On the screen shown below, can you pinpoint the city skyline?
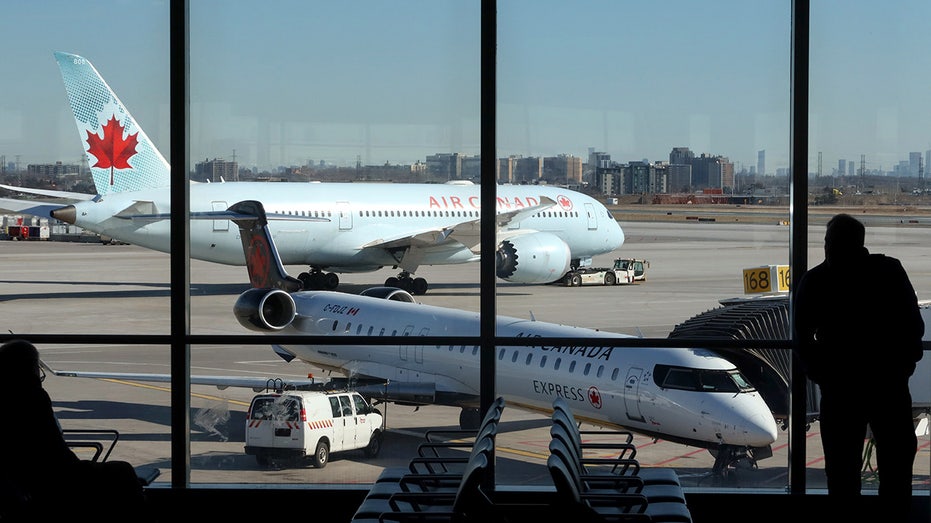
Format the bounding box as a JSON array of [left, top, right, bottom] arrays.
[[2, 2, 930, 177]]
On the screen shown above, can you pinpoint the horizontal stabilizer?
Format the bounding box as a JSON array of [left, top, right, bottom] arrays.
[[0, 199, 70, 217], [0, 183, 97, 201]]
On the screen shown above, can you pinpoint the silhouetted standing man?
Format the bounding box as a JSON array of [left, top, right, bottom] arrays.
[[794, 213, 924, 514]]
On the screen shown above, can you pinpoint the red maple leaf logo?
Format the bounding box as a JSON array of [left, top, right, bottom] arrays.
[[588, 386, 603, 409], [247, 234, 272, 288], [557, 195, 573, 211], [86, 115, 139, 186]]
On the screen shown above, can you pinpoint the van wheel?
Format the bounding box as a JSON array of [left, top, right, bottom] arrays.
[[363, 431, 382, 458], [312, 440, 330, 468]]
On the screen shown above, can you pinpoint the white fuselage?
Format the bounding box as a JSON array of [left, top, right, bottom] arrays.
[[268, 291, 778, 449], [67, 182, 624, 271]]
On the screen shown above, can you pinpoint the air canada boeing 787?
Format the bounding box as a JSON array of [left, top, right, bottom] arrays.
[[0, 52, 624, 294]]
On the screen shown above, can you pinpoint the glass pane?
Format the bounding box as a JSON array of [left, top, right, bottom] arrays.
[[809, 0, 931, 495], [0, 3, 171, 335], [498, 0, 792, 490], [43, 343, 172, 479], [189, 1, 481, 484], [0, 0, 171, 485]]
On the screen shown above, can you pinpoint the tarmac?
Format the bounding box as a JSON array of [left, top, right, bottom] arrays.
[[2, 216, 930, 491]]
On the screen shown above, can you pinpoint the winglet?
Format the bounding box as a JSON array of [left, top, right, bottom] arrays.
[[228, 200, 303, 292]]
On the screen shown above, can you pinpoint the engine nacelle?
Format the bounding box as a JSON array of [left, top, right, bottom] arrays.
[[359, 286, 416, 302], [233, 288, 297, 331], [496, 232, 572, 284]]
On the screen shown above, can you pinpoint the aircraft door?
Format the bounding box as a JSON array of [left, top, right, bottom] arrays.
[[212, 201, 229, 232], [584, 202, 597, 230], [337, 201, 352, 230], [624, 367, 645, 422], [398, 325, 421, 364]]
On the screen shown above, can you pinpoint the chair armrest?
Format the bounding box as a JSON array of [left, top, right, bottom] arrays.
[[62, 429, 120, 462], [66, 441, 105, 462]]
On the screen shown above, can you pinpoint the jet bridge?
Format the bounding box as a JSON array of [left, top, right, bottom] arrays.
[[674, 296, 931, 430], [668, 295, 819, 426]]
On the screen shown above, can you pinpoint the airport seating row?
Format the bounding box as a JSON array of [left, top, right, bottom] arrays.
[[350, 396, 506, 522], [548, 397, 692, 522], [349, 396, 691, 522]]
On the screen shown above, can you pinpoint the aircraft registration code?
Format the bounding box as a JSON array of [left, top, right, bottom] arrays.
[[742, 265, 790, 294]]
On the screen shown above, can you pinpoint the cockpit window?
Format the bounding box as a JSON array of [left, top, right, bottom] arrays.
[[653, 365, 755, 393]]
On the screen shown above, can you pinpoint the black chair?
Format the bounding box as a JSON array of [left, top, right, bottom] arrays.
[[549, 429, 686, 504], [1, 427, 160, 522], [62, 429, 119, 463], [548, 437, 693, 523], [364, 432, 496, 499], [352, 398, 505, 521], [63, 428, 160, 485], [374, 397, 504, 483], [551, 397, 681, 487], [353, 442, 502, 523], [546, 446, 651, 522], [379, 449, 501, 523]]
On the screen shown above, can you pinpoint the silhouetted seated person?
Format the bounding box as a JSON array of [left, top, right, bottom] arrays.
[[0, 340, 155, 522]]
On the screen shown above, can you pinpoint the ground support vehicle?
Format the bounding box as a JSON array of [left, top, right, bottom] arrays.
[[561, 258, 648, 286], [245, 390, 384, 468], [6, 224, 49, 240]]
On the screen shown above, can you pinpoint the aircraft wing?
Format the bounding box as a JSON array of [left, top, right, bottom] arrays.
[[39, 360, 320, 393], [0, 183, 97, 201], [359, 195, 558, 253]]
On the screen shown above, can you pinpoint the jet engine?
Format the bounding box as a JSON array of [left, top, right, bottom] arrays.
[[359, 286, 417, 302], [495, 232, 572, 284], [233, 288, 297, 331]]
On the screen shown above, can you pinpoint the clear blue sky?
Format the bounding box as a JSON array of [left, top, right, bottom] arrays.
[[2, 1, 930, 176]]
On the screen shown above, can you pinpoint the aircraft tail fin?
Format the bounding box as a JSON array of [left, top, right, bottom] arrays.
[[228, 200, 303, 293], [54, 51, 170, 196]]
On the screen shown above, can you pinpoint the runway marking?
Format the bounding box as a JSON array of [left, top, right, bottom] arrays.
[[96, 378, 251, 405]]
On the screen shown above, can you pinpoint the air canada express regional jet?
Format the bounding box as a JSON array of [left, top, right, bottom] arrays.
[[225, 199, 778, 473], [0, 51, 624, 295]]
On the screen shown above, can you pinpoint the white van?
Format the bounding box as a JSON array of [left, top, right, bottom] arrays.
[[244, 390, 383, 468]]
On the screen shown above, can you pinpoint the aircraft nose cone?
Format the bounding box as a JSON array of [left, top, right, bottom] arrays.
[[613, 221, 625, 248], [745, 411, 778, 447], [50, 205, 76, 224]]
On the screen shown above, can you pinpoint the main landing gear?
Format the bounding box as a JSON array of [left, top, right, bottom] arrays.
[[385, 271, 428, 296], [458, 407, 481, 430], [298, 269, 340, 290]]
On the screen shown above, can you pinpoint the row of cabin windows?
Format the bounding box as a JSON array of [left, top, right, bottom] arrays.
[[274, 210, 333, 218], [357, 210, 580, 219], [272, 209, 580, 219], [327, 317, 744, 393], [327, 318, 621, 381]]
